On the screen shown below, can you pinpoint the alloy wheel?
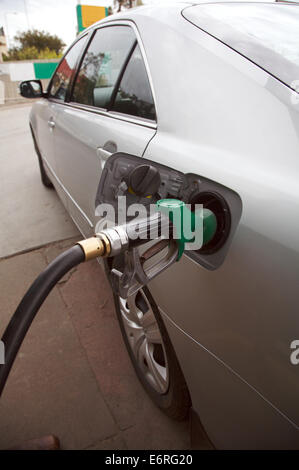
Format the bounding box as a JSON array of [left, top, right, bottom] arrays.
[[118, 290, 169, 394]]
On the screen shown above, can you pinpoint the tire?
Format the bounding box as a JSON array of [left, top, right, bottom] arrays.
[[113, 285, 191, 420], [30, 127, 53, 188]]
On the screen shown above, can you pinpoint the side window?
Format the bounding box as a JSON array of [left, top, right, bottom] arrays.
[[71, 26, 135, 109], [49, 35, 87, 101], [111, 44, 156, 121]]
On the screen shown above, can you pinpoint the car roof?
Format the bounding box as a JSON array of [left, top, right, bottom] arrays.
[[82, 0, 275, 33], [183, 2, 299, 92]]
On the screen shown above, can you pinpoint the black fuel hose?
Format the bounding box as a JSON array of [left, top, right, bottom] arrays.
[[0, 245, 85, 397]]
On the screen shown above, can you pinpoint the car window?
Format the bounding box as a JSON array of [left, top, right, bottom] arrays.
[[49, 35, 87, 101], [111, 44, 156, 121], [72, 26, 136, 109]]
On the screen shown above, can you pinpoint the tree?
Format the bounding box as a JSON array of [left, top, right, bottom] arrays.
[[113, 0, 143, 13], [3, 46, 62, 61], [3, 29, 65, 61], [14, 30, 65, 54]]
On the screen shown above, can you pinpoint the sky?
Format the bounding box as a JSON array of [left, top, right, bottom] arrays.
[[0, 0, 178, 50]]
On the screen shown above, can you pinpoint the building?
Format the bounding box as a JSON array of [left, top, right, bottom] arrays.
[[0, 27, 8, 63]]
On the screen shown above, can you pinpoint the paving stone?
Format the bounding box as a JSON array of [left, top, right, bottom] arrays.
[[86, 433, 127, 450], [0, 249, 116, 449]]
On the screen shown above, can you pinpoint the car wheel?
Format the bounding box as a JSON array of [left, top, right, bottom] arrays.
[[113, 285, 191, 420], [30, 127, 53, 188]]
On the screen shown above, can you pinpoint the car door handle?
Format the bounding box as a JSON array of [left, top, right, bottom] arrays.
[[97, 148, 113, 170], [48, 119, 55, 129]]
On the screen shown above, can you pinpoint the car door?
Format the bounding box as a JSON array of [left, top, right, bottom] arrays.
[[35, 34, 88, 206], [52, 23, 157, 236]]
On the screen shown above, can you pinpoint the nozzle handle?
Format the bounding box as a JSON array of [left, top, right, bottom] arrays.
[[156, 199, 217, 259]]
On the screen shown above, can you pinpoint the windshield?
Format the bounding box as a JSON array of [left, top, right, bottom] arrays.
[[183, 3, 299, 92]]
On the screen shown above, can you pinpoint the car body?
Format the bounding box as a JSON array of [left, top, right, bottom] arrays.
[[26, 1, 299, 449]]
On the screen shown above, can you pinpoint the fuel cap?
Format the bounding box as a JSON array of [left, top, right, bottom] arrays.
[[129, 164, 161, 197]]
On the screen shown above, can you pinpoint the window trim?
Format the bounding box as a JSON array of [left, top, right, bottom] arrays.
[[55, 100, 157, 129], [63, 20, 158, 127]]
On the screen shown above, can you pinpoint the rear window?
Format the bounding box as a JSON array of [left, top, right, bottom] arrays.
[[183, 3, 299, 92]]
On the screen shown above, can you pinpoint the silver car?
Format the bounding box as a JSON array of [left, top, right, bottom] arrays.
[[20, 1, 299, 449]]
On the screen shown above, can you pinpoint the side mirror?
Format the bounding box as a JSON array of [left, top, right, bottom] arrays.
[[20, 80, 44, 99]]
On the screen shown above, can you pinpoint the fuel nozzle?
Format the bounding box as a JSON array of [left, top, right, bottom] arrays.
[[78, 199, 217, 262], [76, 199, 217, 298]]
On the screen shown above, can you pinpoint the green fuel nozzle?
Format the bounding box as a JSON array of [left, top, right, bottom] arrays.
[[76, 198, 217, 297], [156, 199, 217, 260]]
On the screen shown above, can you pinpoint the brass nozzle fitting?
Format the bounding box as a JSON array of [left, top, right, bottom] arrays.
[[77, 224, 129, 261], [77, 236, 110, 261]]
